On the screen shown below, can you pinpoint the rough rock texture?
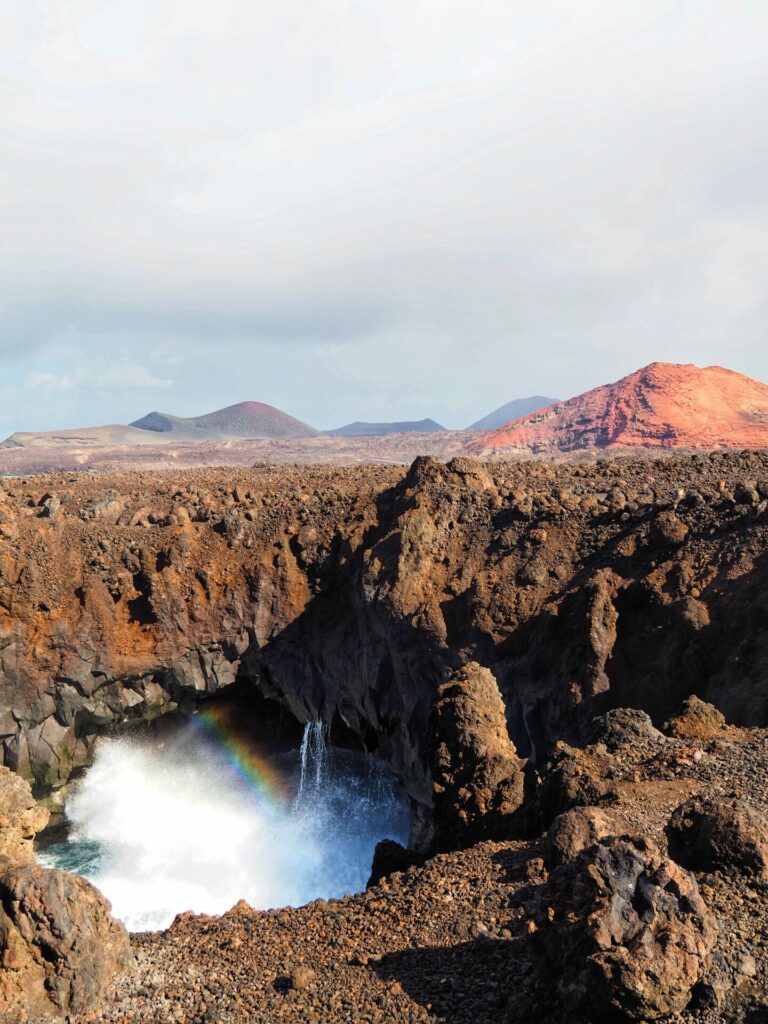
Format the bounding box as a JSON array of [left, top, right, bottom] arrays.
[[429, 663, 524, 850], [0, 767, 49, 865], [0, 768, 131, 1022], [586, 707, 665, 751], [539, 837, 716, 1020], [666, 696, 728, 740], [667, 794, 768, 879], [544, 805, 628, 866], [2, 450, 768, 847], [468, 362, 768, 454], [0, 865, 132, 1022]]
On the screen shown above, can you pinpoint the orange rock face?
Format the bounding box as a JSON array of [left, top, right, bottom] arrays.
[[469, 363, 768, 454]]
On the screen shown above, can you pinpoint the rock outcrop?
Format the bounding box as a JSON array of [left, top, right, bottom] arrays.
[[0, 768, 49, 865], [544, 805, 628, 867], [539, 837, 716, 1020], [0, 451, 767, 847], [0, 767, 131, 1022], [428, 663, 524, 850], [667, 794, 768, 879]]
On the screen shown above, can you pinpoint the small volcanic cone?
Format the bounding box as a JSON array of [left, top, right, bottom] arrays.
[[468, 362, 768, 454]]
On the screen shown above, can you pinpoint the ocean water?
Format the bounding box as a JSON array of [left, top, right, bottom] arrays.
[[39, 720, 409, 931]]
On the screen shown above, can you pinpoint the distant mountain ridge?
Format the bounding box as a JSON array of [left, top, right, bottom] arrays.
[[468, 362, 768, 454], [131, 401, 318, 440], [466, 396, 557, 431], [327, 419, 446, 437]]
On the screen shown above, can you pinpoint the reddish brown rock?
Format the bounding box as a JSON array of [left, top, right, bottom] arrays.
[[429, 663, 524, 851], [539, 837, 716, 1020], [0, 767, 49, 865], [667, 794, 768, 879], [665, 695, 727, 740], [0, 864, 132, 1021], [544, 805, 628, 867]]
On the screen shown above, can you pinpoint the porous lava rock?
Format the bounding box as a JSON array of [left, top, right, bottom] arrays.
[[544, 805, 628, 867], [586, 707, 665, 752], [0, 767, 49, 865], [0, 767, 131, 1022], [429, 663, 524, 850], [665, 695, 727, 740], [367, 839, 425, 887], [0, 865, 132, 1021], [667, 794, 768, 879], [539, 837, 716, 1020], [530, 741, 617, 833]]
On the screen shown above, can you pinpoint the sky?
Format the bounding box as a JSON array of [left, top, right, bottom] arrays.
[[2, 1, 768, 436]]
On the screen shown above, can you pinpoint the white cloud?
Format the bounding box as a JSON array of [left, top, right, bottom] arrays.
[[0, 1, 767, 434], [28, 362, 172, 393]]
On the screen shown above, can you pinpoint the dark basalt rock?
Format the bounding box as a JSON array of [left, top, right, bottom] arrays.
[[538, 837, 716, 1021], [586, 707, 664, 752], [667, 794, 768, 879], [429, 663, 525, 851], [544, 805, 628, 867], [528, 741, 618, 834], [367, 839, 425, 887]]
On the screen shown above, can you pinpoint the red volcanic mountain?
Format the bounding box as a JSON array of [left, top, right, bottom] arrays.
[[468, 363, 768, 454], [131, 401, 318, 440]]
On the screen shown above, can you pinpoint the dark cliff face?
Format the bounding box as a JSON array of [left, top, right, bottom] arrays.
[[1, 453, 767, 845]]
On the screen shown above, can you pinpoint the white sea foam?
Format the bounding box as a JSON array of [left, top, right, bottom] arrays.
[[39, 723, 408, 931]]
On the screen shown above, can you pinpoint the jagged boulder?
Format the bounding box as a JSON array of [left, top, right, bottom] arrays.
[[538, 837, 716, 1020], [367, 839, 424, 887], [429, 662, 524, 851], [544, 805, 628, 867], [529, 741, 618, 833], [0, 767, 49, 865], [0, 864, 132, 1021], [667, 794, 768, 879], [586, 707, 664, 752], [665, 695, 726, 740], [0, 767, 131, 1021]]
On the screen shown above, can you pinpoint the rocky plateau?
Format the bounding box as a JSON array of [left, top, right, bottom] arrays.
[[1, 450, 768, 1021]]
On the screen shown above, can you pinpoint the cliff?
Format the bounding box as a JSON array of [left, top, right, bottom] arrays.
[[1, 453, 768, 849]]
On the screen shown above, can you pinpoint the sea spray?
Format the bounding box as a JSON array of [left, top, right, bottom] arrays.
[[295, 720, 330, 807], [39, 721, 408, 931]]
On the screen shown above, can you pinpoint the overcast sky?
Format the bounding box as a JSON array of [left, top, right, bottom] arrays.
[[2, 1, 767, 435]]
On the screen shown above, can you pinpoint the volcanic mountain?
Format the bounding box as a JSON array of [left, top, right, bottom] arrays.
[[131, 401, 318, 440], [327, 418, 446, 437], [466, 395, 558, 431], [468, 362, 768, 454]]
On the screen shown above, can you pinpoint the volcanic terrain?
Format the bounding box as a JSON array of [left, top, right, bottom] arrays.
[[1, 452, 768, 1021]]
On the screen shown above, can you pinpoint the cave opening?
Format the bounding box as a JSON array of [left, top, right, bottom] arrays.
[[38, 686, 410, 931]]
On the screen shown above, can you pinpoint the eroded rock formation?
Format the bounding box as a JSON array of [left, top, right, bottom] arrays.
[[0, 451, 767, 847], [429, 662, 524, 850], [538, 837, 716, 1020], [0, 767, 131, 1022]]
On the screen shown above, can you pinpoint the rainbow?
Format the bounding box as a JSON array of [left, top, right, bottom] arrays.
[[192, 705, 292, 806]]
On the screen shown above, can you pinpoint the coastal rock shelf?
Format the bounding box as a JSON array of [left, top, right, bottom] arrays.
[[1, 452, 768, 847]]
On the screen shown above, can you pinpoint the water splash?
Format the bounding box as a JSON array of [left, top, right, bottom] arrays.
[[295, 720, 329, 806], [39, 721, 408, 932]]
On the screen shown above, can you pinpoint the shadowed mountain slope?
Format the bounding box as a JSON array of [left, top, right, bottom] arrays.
[[466, 395, 557, 431]]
